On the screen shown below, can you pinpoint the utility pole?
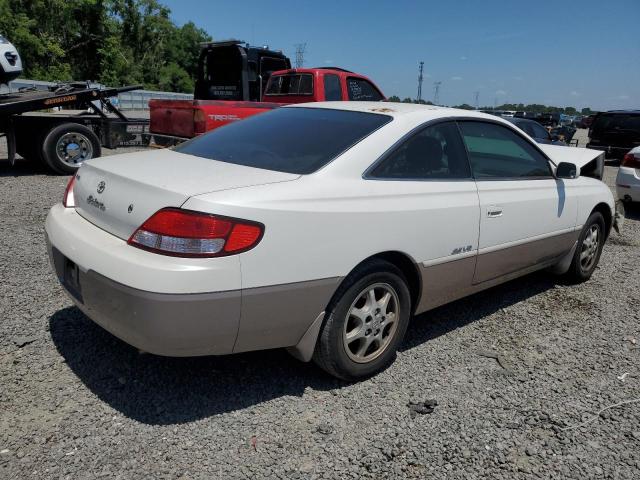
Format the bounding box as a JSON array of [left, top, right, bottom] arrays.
[[417, 62, 424, 103], [474, 91, 479, 110], [433, 81, 442, 105], [294, 43, 306, 68]]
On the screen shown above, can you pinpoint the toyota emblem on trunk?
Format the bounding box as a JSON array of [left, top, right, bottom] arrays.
[[97, 181, 105, 194]]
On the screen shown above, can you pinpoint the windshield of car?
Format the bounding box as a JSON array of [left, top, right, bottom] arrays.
[[175, 107, 392, 174], [591, 113, 640, 133]]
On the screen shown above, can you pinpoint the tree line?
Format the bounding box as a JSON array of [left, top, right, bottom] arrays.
[[386, 96, 592, 115], [0, 0, 211, 92]]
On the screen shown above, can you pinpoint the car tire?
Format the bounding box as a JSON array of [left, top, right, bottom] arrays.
[[313, 259, 411, 380], [564, 211, 606, 283], [41, 123, 101, 174]]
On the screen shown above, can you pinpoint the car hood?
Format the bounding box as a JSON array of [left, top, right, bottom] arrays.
[[73, 148, 299, 240], [538, 144, 605, 179]]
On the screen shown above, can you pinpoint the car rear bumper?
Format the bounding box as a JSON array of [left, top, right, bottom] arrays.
[[616, 166, 640, 202], [48, 243, 241, 355], [45, 204, 340, 357], [45, 203, 242, 356]]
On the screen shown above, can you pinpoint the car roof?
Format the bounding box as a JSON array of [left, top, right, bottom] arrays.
[[599, 110, 640, 115], [286, 101, 502, 122], [505, 117, 524, 123]]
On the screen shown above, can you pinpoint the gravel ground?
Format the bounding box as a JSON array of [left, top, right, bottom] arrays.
[[1, 139, 639, 479]]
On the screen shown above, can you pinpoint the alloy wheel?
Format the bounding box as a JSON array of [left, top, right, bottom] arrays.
[[342, 283, 400, 363]]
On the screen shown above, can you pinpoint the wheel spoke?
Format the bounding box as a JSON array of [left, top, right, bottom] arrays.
[[346, 323, 366, 341], [385, 311, 396, 325], [379, 292, 392, 313], [355, 336, 374, 357], [350, 307, 368, 323], [367, 289, 377, 308]]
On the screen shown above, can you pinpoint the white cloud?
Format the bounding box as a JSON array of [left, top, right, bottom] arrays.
[[451, 76, 463, 81], [570, 91, 580, 96], [617, 94, 630, 100], [495, 89, 507, 96], [460, 56, 468, 61], [323, 59, 333, 64], [512, 76, 523, 81]]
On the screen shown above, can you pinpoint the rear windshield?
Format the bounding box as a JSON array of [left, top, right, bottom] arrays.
[[591, 113, 640, 133], [175, 107, 392, 174]]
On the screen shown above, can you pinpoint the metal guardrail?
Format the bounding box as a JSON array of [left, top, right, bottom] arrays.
[[117, 90, 192, 110], [2, 79, 192, 110]]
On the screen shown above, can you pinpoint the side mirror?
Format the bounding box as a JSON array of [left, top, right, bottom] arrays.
[[556, 162, 578, 179]]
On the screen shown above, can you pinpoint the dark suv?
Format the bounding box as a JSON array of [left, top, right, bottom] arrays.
[[587, 110, 640, 158], [537, 112, 561, 127]]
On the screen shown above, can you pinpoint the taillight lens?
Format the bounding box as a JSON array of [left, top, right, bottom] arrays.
[[622, 153, 640, 169], [63, 175, 76, 208], [128, 208, 264, 257], [193, 109, 207, 135]]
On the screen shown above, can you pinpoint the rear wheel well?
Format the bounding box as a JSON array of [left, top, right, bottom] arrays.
[[337, 252, 422, 315], [592, 203, 612, 238]]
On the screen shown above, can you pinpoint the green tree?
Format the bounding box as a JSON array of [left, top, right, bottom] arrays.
[[0, 0, 211, 92], [387, 95, 401, 102]]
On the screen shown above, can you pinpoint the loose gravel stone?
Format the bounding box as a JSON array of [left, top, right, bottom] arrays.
[[1, 138, 639, 479]]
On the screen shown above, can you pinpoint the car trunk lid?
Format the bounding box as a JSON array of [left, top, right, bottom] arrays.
[[73, 148, 298, 240]]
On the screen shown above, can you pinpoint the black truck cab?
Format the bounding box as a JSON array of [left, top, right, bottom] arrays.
[[194, 40, 291, 102]]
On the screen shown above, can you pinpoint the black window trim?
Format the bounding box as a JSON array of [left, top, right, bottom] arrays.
[[363, 116, 558, 182], [264, 73, 314, 96]]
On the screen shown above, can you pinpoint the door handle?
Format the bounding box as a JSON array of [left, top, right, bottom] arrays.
[[487, 206, 503, 218]]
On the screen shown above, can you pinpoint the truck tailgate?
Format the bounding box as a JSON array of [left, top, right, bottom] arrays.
[[149, 99, 283, 139], [149, 99, 197, 138]]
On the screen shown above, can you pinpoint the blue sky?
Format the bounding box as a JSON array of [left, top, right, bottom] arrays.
[[162, 0, 639, 111]]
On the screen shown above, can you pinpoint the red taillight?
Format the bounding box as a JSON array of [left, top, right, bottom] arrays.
[[128, 208, 264, 257], [622, 153, 640, 169], [63, 175, 76, 208], [193, 109, 207, 135]]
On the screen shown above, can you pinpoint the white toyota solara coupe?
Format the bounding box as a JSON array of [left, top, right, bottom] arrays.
[[46, 102, 614, 380]]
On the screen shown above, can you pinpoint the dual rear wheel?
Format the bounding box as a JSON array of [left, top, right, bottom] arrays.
[[16, 123, 101, 174]]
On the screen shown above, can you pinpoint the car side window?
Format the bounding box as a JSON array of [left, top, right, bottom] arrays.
[[531, 122, 551, 140], [347, 77, 383, 101], [369, 122, 471, 179], [457, 121, 552, 179], [324, 74, 342, 101]]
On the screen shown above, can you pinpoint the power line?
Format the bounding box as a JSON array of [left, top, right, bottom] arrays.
[[417, 61, 424, 102], [433, 81, 442, 105], [294, 43, 306, 68], [474, 91, 479, 110]]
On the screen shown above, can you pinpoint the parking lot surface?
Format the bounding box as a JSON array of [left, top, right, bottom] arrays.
[[1, 140, 639, 479]]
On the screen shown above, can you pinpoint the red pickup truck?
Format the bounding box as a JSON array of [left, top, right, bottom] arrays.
[[149, 42, 385, 141], [150, 67, 385, 141]]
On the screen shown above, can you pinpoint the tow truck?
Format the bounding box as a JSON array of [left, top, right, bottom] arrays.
[[0, 82, 150, 174], [149, 40, 385, 143]]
